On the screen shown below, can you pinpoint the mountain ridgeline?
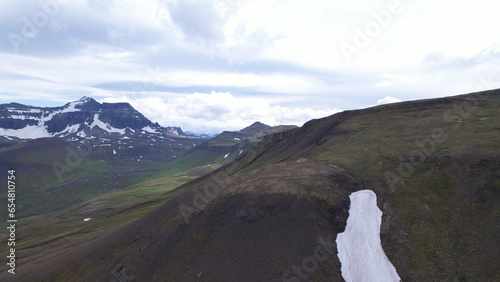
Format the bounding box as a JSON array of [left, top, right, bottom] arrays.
[[0, 97, 187, 142], [1, 89, 499, 281]]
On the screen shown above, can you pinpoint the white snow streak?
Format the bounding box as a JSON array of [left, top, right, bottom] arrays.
[[61, 101, 84, 113], [90, 114, 126, 134], [336, 190, 400, 282], [0, 125, 52, 139], [6, 108, 42, 114], [9, 114, 38, 120], [169, 128, 179, 135], [59, 124, 80, 135], [142, 126, 156, 133]]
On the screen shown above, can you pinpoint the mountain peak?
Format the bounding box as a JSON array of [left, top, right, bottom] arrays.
[[239, 121, 271, 135], [249, 121, 267, 127], [78, 96, 92, 102], [72, 96, 99, 105]]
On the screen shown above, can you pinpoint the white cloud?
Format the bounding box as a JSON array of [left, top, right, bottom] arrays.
[[101, 91, 341, 133], [377, 96, 401, 105], [380, 73, 416, 84], [375, 82, 394, 88]]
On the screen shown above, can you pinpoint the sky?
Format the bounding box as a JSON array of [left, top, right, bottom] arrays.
[[0, 0, 499, 133]]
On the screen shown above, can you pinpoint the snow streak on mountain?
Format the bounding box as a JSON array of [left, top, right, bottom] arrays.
[[0, 97, 187, 141]]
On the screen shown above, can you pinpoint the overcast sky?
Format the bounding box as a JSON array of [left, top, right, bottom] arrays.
[[1, 0, 499, 133]]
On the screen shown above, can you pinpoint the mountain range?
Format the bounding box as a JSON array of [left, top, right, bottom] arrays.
[[0, 89, 499, 281], [0, 96, 188, 143]]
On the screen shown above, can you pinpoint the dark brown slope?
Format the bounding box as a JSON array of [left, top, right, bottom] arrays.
[[13, 162, 358, 281]]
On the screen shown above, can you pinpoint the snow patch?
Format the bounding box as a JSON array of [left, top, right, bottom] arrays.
[[89, 114, 126, 134], [234, 137, 241, 141], [142, 126, 156, 133], [9, 114, 38, 120], [83, 218, 91, 222], [7, 108, 42, 114], [113, 149, 116, 155], [224, 153, 230, 159], [59, 124, 80, 135], [336, 190, 400, 282], [61, 100, 84, 113], [0, 125, 52, 139]]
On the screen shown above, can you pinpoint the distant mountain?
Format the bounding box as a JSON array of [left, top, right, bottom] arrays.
[[208, 121, 297, 147], [0, 96, 190, 142], [175, 121, 298, 170], [185, 131, 218, 139]]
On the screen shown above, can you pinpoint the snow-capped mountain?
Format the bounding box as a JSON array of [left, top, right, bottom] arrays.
[[0, 97, 188, 141]]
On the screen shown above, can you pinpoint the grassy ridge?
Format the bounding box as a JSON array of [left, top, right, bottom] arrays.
[[211, 89, 500, 280]]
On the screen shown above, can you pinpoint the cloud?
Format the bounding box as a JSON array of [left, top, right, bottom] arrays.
[[377, 96, 401, 105], [380, 73, 416, 84], [101, 91, 341, 133], [375, 82, 394, 88], [166, 0, 224, 45], [0, 0, 170, 56]]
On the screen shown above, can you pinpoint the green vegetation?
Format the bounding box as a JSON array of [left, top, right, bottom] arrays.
[[0, 163, 209, 257]]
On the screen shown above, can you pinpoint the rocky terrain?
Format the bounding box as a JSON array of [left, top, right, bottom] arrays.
[[0, 96, 187, 141]]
